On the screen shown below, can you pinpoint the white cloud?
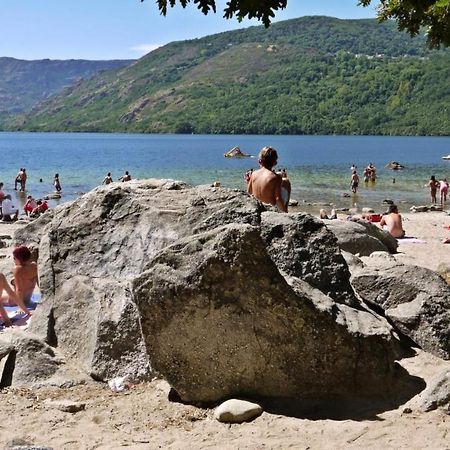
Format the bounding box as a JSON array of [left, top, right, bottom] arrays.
[[130, 44, 162, 56]]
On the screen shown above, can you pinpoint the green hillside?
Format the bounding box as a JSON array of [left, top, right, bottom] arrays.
[[5, 16, 450, 135], [0, 58, 133, 116]]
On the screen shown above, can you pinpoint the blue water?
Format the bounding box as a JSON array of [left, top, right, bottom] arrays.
[[1, 132, 449, 213]]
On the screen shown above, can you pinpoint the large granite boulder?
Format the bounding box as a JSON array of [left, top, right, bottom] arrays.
[[14, 180, 414, 402], [0, 331, 87, 388], [324, 219, 398, 256], [134, 223, 407, 403], [260, 212, 356, 306], [351, 254, 450, 359]]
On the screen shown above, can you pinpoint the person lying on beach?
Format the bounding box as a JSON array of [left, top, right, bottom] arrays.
[[247, 146, 289, 212], [0, 246, 36, 316], [379, 204, 405, 238]]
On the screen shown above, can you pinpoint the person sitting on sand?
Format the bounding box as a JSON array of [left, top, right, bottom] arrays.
[[1, 195, 19, 221], [119, 171, 131, 182], [30, 199, 49, 218], [247, 146, 289, 212], [24, 195, 37, 216], [319, 208, 337, 220], [1, 246, 36, 315], [379, 204, 405, 238]]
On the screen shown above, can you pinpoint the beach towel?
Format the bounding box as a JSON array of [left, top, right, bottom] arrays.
[[0, 292, 41, 330], [396, 238, 426, 245]]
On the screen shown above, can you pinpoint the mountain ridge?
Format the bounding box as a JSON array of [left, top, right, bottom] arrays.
[[4, 16, 449, 135]]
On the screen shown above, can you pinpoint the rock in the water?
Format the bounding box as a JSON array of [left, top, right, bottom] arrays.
[[324, 219, 397, 256], [215, 399, 263, 423], [351, 256, 450, 359], [16, 180, 413, 403]]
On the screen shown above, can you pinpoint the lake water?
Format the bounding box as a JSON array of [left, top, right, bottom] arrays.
[[1, 132, 449, 213]]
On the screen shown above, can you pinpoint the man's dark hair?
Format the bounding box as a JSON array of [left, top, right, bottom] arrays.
[[388, 204, 398, 214]]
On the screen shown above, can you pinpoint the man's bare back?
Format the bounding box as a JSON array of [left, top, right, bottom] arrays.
[[379, 205, 405, 238], [247, 146, 288, 212], [248, 167, 284, 207]]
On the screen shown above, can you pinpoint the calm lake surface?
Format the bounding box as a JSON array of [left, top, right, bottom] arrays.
[[1, 132, 449, 213]]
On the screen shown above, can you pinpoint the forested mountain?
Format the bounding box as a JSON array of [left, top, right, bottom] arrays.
[[5, 17, 450, 135], [0, 58, 133, 116]]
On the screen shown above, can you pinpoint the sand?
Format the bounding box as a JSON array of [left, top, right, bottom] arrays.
[[0, 211, 449, 450]]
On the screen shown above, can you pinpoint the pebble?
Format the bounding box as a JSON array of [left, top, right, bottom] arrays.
[[214, 399, 263, 423], [43, 399, 86, 413]]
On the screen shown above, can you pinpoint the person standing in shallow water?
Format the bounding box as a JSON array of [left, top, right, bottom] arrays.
[[247, 146, 289, 212], [350, 170, 359, 194], [428, 175, 439, 204], [54, 173, 62, 193]]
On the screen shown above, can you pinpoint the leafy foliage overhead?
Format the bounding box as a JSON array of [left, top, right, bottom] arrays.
[[147, 0, 288, 26], [359, 0, 450, 48], [147, 0, 450, 47]]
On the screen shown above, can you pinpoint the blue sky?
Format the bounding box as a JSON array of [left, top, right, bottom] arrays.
[[0, 1, 378, 60]]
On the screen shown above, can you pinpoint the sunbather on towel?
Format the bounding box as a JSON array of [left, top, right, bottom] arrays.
[[1, 246, 36, 316]]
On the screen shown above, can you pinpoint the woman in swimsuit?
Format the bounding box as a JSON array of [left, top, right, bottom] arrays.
[[428, 175, 439, 204]]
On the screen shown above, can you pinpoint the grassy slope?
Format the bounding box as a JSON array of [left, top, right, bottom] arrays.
[[6, 17, 450, 135]]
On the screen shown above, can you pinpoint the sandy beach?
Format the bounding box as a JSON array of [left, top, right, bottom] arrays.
[[0, 209, 449, 449]]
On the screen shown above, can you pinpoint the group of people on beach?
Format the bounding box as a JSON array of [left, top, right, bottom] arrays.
[[428, 175, 448, 207], [0, 245, 37, 327], [0, 173, 52, 221]]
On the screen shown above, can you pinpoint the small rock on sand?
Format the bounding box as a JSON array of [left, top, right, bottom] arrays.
[[215, 399, 263, 423]]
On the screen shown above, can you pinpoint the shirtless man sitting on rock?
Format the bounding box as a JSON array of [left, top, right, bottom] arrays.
[[1, 246, 36, 320], [247, 146, 290, 212], [379, 204, 406, 238]]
